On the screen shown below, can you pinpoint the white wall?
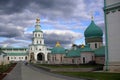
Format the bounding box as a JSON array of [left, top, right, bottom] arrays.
[[8, 56, 27, 61], [107, 10, 120, 62], [81, 52, 94, 64], [106, 0, 120, 6]]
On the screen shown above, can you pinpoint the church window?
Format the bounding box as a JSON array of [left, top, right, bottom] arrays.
[[38, 34, 40, 37], [37, 40, 38, 44], [39, 49, 41, 51], [14, 57, 16, 59], [25, 56, 27, 60], [55, 56, 56, 61], [36, 48, 37, 50], [8, 57, 9, 60], [40, 41, 41, 44], [95, 43, 97, 48], [83, 57, 85, 64], [35, 34, 37, 37], [72, 59, 74, 64], [11, 57, 13, 59], [52, 56, 54, 61], [61, 56, 62, 62]]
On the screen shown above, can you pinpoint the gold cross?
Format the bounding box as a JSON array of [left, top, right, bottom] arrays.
[[36, 18, 40, 23]]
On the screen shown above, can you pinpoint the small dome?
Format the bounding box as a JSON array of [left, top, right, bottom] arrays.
[[84, 20, 103, 38], [51, 42, 66, 54], [81, 45, 93, 52]]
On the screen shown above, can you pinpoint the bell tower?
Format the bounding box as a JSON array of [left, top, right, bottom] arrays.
[[29, 18, 50, 62], [32, 18, 44, 45]]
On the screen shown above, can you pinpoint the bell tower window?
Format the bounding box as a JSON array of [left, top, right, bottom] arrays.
[[35, 34, 37, 37], [38, 34, 40, 37]]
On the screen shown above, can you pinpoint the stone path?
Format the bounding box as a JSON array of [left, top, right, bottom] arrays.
[[3, 62, 22, 80], [3, 62, 86, 80]]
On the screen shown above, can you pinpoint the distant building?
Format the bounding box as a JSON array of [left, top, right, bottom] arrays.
[[1, 48, 28, 61], [104, 0, 120, 71], [49, 42, 66, 64], [1, 18, 105, 65], [50, 18, 105, 64]]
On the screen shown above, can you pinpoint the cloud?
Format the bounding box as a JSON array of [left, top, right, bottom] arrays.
[[0, 23, 24, 38], [0, 38, 30, 48], [43, 30, 83, 48], [0, 0, 104, 48]]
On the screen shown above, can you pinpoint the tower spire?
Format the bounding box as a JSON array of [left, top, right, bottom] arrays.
[[35, 18, 41, 31], [36, 18, 40, 25], [91, 11, 94, 21]]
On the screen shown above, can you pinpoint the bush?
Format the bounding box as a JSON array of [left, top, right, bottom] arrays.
[[87, 61, 96, 65]]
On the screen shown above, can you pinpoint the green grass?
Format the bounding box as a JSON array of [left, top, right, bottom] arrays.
[[37, 64, 103, 68], [0, 64, 10, 73], [0, 63, 15, 73], [56, 72, 120, 80]]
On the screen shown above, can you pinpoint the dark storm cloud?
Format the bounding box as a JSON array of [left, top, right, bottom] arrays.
[[44, 33, 72, 47], [43, 30, 82, 48], [0, 0, 104, 48], [0, 24, 23, 38], [0, 0, 76, 17], [0, 0, 30, 14]]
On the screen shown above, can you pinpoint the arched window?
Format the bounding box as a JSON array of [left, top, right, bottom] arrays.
[[95, 43, 97, 48], [8, 57, 9, 60], [38, 34, 40, 37], [25, 56, 27, 60], [83, 57, 85, 64], [40, 40, 41, 44], [35, 34, 37, 37]]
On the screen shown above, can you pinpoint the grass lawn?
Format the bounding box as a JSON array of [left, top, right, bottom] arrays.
[[56, 72, 120, 80], [37, 64, 103, 68]]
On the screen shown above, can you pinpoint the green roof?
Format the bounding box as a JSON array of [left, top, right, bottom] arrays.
[[0, 50, 7, 57], [66, 48, 81, 57], [7, 53, 28, 56], [0, 47, 27, 50], [81, 45, 93, 52], [94, 46, 105, 57], [33, 30, 43, 33], [51, 46, 66, 54], [84, 20, 103, 38]]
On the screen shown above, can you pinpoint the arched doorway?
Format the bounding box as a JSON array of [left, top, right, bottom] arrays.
[[83, 57, 85, 64], [37, 53, 44, 61]]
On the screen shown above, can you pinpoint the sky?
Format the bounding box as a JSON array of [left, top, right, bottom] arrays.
[[0, 0, 105, 48]]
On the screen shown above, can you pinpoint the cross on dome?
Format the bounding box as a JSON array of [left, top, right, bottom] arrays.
[[36, 18, 40, 23]]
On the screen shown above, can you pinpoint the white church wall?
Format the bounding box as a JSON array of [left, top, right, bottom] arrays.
[[107, 11, 120, 63], [81, 52, 94, 64], [106, 0, 120, 6]]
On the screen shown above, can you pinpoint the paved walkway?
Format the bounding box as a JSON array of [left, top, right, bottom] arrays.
[[3, 62, 86, 80]]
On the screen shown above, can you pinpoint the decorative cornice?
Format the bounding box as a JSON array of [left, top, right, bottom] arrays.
[[104, 2, 120, 14]]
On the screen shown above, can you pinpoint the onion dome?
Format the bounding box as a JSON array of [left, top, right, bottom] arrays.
[[51, 42, 66, 54], [84, 20, 103, 38]]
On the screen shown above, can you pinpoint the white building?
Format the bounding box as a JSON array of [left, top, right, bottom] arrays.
[[104, 0, 120, 71], [29, 18, 50, 62], [1, 48, 28, 61]]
